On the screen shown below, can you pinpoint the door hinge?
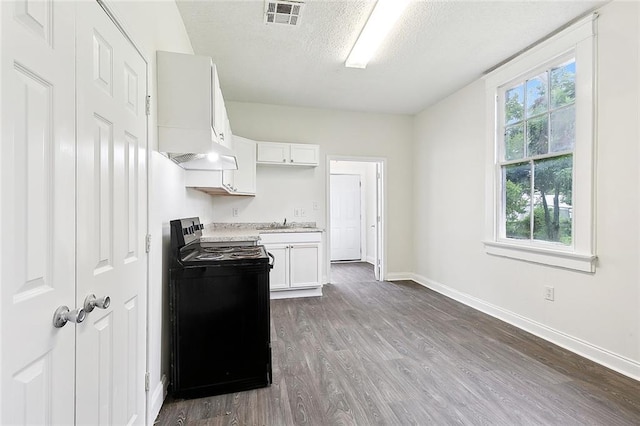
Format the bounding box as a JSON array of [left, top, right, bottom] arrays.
[[145, 234, 152, 253], [145, 372, 150, 392], [145, 95, 151, 116]]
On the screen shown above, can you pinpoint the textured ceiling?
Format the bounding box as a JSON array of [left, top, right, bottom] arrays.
[[176, 0, 606, 115]]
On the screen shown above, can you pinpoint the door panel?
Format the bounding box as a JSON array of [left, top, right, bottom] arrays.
[[290, 244, 320, 288], [1, 1, 76, 424], [75, 2, 147, 425], [265, 244, 289, 289], [330, 174, 361, 261]]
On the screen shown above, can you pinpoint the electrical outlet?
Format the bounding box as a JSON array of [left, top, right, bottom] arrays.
[[294, 208, 300, 217], [544, 286, 555, 301], [232, 207, 239, 217], [313, 201, 319, 211]]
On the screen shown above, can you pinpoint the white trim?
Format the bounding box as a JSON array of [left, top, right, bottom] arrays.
[[484, 14, 596, 87], [484, 13, 597, 270], [484, 241, 596, 273], [270, 287, 322, 299], [385, 272, 413, 281], [366, 255, 376, 265], [638, 1, 640, 368], [410, 273, 640, 381], [148, 375, 167, 426]]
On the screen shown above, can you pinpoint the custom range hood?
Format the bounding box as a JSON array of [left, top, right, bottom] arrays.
[[157, 50, 238, 171], [167, 142, 238, 171]]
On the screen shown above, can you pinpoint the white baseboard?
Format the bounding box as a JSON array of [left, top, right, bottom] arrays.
[[385, 272, 413, 281], [409, 273, 640, 381], [270, 286, 322, 300], [148, 374, 167, 426], [365, 256, 375, 265]]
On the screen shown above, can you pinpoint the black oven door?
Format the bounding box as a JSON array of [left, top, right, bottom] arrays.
[[169, 263, 272, 398]]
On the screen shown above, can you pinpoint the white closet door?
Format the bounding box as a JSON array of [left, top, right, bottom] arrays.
[[0, 1, 77, 424], [75, 1, 148, 424], [330, 174, 362, 261]]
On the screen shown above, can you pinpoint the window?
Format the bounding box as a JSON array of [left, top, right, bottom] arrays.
[[500, 57, 575, 245], [484, 15, 597, 272]]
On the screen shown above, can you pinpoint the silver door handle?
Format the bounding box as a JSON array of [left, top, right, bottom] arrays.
[[84, 294, 111, 313], [53, 306, 86, 328]]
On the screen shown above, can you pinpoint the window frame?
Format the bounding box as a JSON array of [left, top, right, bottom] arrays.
[[483, 14, 597, 273], [497, 53, 576, 246]]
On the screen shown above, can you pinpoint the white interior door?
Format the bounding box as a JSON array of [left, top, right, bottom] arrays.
[[375, 164, 382, 281], [75, 2, 148, 425], [330, 174, 362, 261], [1, 1, 77, 424]]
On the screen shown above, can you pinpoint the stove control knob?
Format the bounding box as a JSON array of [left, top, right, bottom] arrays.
[[53, 306, 86, 328], [84, 294, 111, 313]]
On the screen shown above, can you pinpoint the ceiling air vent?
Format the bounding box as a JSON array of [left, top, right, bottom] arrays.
[[265, 0, 303, 26]]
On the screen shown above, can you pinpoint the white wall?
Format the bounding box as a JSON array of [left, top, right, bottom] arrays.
[[330, 161, 377, 263], [219, 102, 414, 277], [103, 2, 216, 423], [412, 0, 640, 378]]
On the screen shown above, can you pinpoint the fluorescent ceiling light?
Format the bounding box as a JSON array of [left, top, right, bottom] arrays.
[[345, 0, 411, 69]]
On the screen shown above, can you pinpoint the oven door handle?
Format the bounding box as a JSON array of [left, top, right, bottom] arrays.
[[267, 252, 275, 270]]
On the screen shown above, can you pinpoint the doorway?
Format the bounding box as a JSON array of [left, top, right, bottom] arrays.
[[327, 157, 385, 283]]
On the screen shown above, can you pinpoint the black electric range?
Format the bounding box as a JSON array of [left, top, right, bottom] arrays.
[[168, 217, 273, 399]]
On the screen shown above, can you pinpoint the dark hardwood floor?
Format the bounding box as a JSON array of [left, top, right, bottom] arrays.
[[155, 262, 640, 425]]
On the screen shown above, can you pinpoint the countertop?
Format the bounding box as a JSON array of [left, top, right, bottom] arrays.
[[200, 222, 323, 243]]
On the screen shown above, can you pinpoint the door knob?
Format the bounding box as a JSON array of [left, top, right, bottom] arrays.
[[53, 306, 86, 328], [84, 294, 111, 313]]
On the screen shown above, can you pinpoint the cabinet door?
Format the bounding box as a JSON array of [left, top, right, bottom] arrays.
[[222, 167, 234, 192], [264, 244, 289, 289], [257, 142, 289, 164], [221, 118, 235, 191], [157, 52, 215, 154], [290, 144, 319, 166], [290, 243, 320, 288], [233, 136, 256, 194], [212, 64, 224, 142]]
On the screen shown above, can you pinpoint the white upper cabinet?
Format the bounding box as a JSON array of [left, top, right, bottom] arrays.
[[257, 142, 289, 164], [157, 50, 225, 154], [214, 74, 226, 144], [290, 143, 320, 165], [256, 141, 320, 166], [232, 136, 257, 194]]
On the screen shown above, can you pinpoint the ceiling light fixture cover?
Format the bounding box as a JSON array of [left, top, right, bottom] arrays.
[[345, 0, 411, 69], [265, 0, 304, 26]]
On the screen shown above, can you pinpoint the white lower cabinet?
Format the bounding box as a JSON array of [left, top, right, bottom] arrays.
[[290, 244, 321, 287], [261, 232, 322, 293], [266, 244, 289, 290]]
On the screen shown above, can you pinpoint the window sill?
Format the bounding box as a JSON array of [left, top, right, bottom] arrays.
[[484, 240, 596, 273]]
